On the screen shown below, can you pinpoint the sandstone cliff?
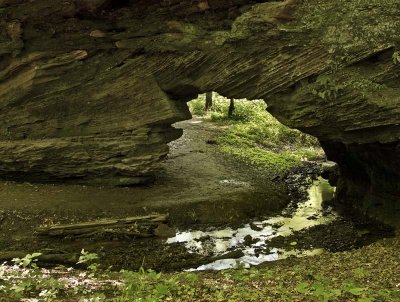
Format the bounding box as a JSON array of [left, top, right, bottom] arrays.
[[0, 0, 399, 222]]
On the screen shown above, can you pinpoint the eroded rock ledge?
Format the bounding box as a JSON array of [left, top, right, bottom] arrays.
[[0, 0, 399, 222]]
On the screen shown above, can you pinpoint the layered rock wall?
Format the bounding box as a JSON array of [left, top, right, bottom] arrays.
[[0, 0, 399, 222]]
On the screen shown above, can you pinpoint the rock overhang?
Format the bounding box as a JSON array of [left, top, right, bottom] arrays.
[[0, 0, 399, 223]]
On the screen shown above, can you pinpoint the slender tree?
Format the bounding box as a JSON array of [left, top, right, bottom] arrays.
[[228, 98, 235, 118], [205, 92, 213, 111]]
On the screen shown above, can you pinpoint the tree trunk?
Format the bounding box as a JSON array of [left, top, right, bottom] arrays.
[[36, 214, 171, 239], [205, 92, 213, 111], [0, 251, 79, 266], [228, 98, 235, 118]]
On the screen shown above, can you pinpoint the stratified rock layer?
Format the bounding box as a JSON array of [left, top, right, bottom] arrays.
[[0, 0, 399, 222]]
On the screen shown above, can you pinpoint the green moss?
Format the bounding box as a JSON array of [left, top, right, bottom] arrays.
[[222, 145, 317, 175]]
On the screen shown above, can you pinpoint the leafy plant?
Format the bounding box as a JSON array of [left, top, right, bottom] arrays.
[[115, 263, 199, 302], [296, 275, 341, 302], [295, 273, 400, 302], [77, 249, 99, 265], [311, 76, 344, 102], [12, 252, 42, 269]]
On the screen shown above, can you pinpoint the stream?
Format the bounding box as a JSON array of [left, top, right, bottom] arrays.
[[167, 177, 337, 270]]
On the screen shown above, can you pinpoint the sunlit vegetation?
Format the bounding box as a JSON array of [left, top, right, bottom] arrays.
[[189, 93, 323, 175], [1, 238, 400, 301]]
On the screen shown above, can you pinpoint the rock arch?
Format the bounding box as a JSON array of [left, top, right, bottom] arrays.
[[0, 0, 399, 223]]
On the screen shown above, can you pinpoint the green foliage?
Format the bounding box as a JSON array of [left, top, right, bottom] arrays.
[[115, 266, 199, 302], [77, 249, 101, 279], [0, 250, 106, 301], [347, 77, 386, 99], [188, 93, 208, 115], [12, 252, 42, 269], [311, 76, 344, 102], [189, 93, 321, 175], [189, 93, 266, 122], [295, 275, 342, 302], [295, 272, 400, 302], [221, 145, 317, 175], [1, 250, 400, 302], [1, 252, 66, 301], [77, 249, 99, 265], [222, 267, 273, 282]]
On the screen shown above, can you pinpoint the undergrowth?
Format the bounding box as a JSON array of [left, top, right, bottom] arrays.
[[1, 240, 400, 301], [189, 93, 323, 175]]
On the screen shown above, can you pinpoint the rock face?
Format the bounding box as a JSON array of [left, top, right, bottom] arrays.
[[0, 1, 399, 221]]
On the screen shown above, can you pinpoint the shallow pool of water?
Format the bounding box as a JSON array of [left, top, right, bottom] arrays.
[[167, 177, 336, 270]]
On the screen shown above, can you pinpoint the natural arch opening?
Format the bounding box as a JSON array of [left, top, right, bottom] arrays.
[[153, 92, 394, 270], [158, 91, 329, 225], [185, 93, 326, 180], [164, 91, 331, 218]]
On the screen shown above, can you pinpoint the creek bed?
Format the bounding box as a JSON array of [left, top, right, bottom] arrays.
[[167, 177, 337, 270], [0, 175, 393, 272]]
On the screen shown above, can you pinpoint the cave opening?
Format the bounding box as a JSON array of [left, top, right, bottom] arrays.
[[182, 91, 329, 183], [158, 91, 338, 224]]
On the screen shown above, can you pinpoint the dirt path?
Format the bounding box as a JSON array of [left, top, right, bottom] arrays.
[[157, 116, 289, 219]]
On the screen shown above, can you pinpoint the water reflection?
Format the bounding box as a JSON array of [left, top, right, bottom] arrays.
[[167, 177, 336, 270]]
